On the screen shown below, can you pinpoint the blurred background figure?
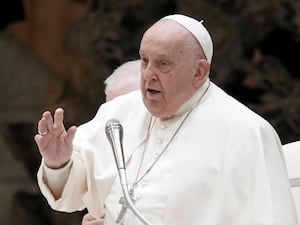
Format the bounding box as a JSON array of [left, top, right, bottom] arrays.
[[104, 59, 141, 102]]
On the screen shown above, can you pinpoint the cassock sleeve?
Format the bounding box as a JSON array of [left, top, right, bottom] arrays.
[[37, 150, 87, 212]]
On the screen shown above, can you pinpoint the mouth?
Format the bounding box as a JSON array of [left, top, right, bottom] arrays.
[[147, 88, 161, 94], [145, 87, 162, 99]]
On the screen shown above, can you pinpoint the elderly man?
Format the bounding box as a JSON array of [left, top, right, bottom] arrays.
[[35, 14, 298, 225]]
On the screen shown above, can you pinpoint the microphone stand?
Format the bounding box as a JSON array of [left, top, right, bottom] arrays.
[[105, 119, 152, 225]]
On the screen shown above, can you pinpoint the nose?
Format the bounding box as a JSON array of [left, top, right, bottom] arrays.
[[142, 63, 157, 81]]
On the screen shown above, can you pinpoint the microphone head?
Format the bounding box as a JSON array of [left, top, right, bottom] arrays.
[[105, 118, 123, 135], [105, 119, 125, 170]]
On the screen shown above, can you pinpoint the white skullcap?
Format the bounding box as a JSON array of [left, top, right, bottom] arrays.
[[161, 14, 213, 64]]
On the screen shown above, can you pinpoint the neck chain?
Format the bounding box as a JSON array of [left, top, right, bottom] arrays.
[[131, 81, 211, 190]]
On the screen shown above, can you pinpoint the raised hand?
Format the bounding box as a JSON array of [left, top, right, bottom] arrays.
[[34, 108, 77, 169]]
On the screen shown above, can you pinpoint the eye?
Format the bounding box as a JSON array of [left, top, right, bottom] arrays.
[[157, 60, 172, 73], [140, 57, 148, 68]]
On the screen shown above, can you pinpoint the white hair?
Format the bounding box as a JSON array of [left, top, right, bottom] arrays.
[[104, 59, 141, 101]]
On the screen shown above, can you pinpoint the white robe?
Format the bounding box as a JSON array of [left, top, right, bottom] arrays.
[[37, 81, 298, 225]]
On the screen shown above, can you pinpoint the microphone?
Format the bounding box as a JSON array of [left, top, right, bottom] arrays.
[[105, 119, 127, 186], [105, 119, 152, 225]]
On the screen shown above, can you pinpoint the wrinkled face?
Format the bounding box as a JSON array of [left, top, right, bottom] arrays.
[[139, 20, 204, 119]]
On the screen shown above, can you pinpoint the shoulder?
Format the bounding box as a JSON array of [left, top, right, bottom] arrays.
[[85, 90, 148, 129], [103, 90, 142, 107], [205, 82, 277, 134]]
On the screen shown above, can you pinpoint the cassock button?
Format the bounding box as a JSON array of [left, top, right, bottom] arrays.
[[141, 180, 148, 187], [134, 193, 141, 200], [160, 124, 168, 130], [156, 138, 163, 145]]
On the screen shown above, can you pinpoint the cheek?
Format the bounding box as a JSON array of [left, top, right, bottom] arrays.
[[172, 76, 195, 98], [162, 77, 183, 99], [140, 79, 146, 90]]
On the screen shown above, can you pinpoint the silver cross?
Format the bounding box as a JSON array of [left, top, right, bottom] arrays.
[[115, 188, 136, 223], [115, 195, 127, 223]]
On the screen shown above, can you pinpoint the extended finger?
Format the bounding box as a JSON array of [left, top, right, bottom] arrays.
[[38, 118, 49, 136], [43, 111, 53, 132], [53, 108, 64, 128]]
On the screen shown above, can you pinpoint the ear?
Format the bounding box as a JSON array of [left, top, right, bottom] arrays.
[[192, 59, 210, 88]]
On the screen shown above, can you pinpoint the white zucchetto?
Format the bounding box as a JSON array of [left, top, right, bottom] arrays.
[[161, 14, 213, 64]]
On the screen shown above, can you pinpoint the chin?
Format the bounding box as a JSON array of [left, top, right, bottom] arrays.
[[146, 105, 171, 119], [142, 96, 170, 118], [144, 102, 161, 117]]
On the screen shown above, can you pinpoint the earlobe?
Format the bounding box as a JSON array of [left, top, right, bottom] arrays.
[[193, 59, 210, 88]]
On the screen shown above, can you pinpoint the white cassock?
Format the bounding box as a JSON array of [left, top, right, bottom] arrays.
[[37, 79, 298, 225]]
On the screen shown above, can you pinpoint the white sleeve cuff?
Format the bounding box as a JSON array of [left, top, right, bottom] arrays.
[[42, 159, 73, 198]]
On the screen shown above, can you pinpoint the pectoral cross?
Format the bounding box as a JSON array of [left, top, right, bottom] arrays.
[[115, 188, 136, 223]]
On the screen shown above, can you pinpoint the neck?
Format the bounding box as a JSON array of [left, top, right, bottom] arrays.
[[162, 79, 210, 120]]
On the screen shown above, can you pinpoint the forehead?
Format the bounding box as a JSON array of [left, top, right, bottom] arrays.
[[142, 20, 187, 43], [140, 20, 190, 57]]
